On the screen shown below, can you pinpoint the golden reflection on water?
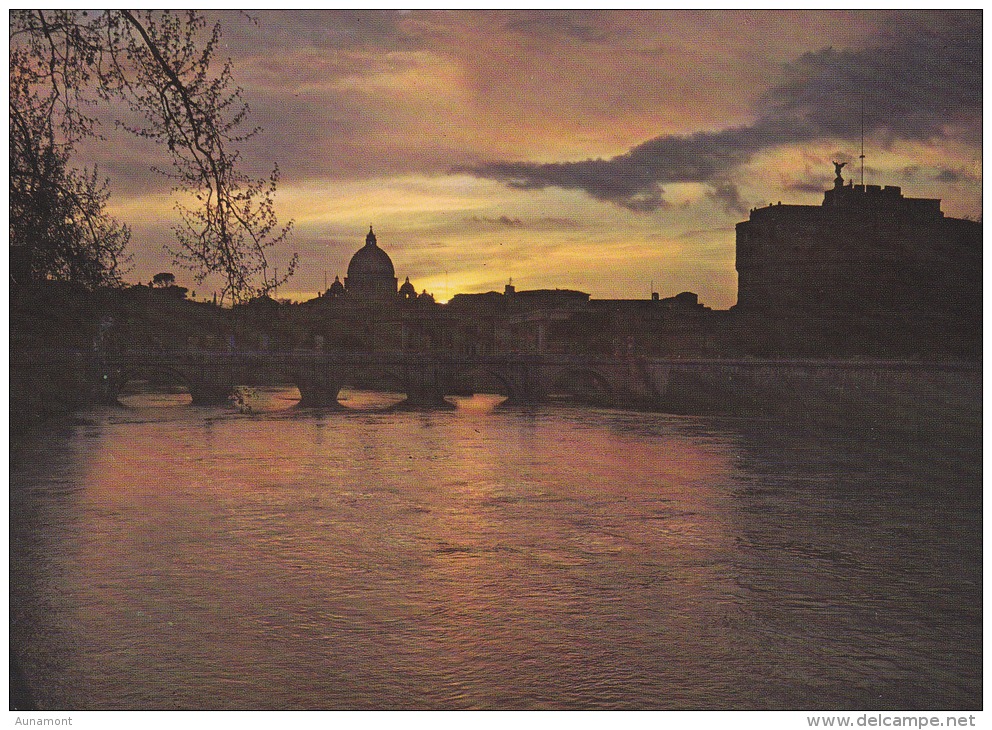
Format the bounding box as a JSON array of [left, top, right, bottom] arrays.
[[45, 388, 740, 709], [447, 393, 508, 414], [337, 387, 407, 410], [117, 389, 193, 408], [118, 387, 512, 413], [10, 386, 982, 709]]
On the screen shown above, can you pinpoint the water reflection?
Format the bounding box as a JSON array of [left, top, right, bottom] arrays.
[[118, 388, 193, 409], [448, 393, 509, 414], [337, 387, 407, 410], [9, 387, 981, 710], [238, 385, 302, 412]]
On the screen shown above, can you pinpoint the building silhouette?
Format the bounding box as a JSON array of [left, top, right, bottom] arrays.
[[301, 226, 715, 357], [298, 168, 980, 360], [733, 167, 981, 358], [343, 226, 399, 301], [303, 226, 437, 351]]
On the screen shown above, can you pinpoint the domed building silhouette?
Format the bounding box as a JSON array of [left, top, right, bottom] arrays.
[[316, 225, 430, 307], [326, 275, 345, 298], [306, 225, 442, 352], [345, 225, 397, 301], [399, 276, 417, 300]]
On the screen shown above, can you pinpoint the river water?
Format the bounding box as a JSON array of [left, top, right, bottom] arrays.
[[9, 387, 982, 710]]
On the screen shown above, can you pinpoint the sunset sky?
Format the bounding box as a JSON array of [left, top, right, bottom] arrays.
[[93, 10, 981, 308]]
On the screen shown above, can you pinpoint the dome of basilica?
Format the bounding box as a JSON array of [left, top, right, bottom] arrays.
[[347, 226, 395, 280]]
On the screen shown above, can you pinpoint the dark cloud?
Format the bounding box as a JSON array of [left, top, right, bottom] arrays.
[[467, 214, 583, 231], [706, 182, 747, 215], [934, 167, 979, 184], [784, 180, 831, 195], [502, 10, 611, 43], [464, 12, 981, 212], [471, 215, 525, 228], [209, 10, 419, 53], [461, 122, 796, 211], [762, 12, 981, 143]]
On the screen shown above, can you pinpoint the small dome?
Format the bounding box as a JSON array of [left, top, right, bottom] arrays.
[[328, 275, 344, 296], [347, 225, 395, 280], [399, 276, 416, 299]]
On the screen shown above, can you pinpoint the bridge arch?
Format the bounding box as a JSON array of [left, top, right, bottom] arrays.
[[108, 361, 243, 406], [107, 364, 196, 406], [546, 366, 614, 406], [452, 365, 519, 401], [334, 366, 411, 410]]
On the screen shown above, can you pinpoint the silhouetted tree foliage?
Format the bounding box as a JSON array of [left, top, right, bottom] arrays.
[[10, 62, 131, 287], [9, 10, 296, 302]]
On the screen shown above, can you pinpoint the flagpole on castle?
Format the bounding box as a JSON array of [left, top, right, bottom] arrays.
[[860, 98, 866, 187]]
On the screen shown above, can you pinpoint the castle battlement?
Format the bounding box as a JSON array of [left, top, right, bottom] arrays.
[[822, 180, 944, 221]]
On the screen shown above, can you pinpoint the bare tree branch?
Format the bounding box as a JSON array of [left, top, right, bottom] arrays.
[[9, 10, 295, 301]]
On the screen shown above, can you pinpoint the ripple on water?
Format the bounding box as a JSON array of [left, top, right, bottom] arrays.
[[8, 386, 982, 710]]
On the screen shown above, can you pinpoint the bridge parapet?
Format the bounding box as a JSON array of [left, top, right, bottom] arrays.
[[14, 347, 978, 414]]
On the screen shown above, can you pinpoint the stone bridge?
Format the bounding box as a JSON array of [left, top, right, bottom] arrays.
[[11, 348, 979, 415], [90, 350, 662, 408]]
